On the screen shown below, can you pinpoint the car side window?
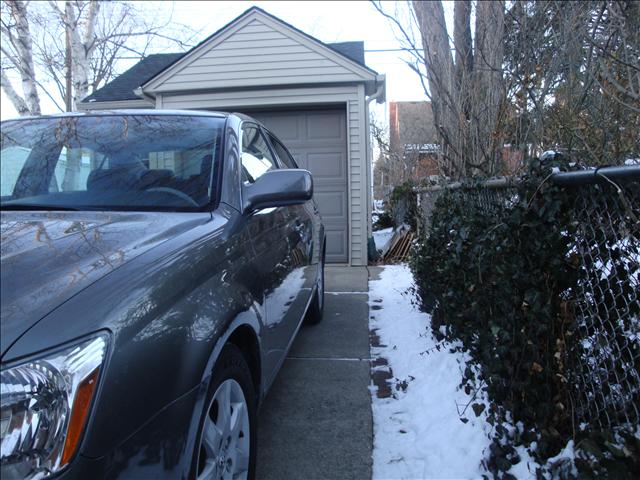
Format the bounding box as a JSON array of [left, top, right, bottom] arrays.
[[0, 146, 31, 197], [267, 133, 299, 169], [241, 125, 278, 184]]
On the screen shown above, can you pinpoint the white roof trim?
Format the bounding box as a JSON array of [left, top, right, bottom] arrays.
[[142, 9, 377, 92]]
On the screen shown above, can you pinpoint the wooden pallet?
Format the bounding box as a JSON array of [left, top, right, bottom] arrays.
[[381, 229, 414, 263]]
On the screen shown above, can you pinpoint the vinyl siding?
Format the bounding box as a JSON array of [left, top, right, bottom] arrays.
[[150, 19, 365, 93], [357, 84, 371, 252], [159, 85, 359, 109], [348, 97, 364, 265]]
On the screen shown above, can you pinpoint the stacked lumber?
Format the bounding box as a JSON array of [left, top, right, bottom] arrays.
[[381, 229, 414, 263]]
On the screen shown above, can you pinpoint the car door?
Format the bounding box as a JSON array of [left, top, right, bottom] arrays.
[[240, 123, 306, 384], [264, 130, 319, 293]]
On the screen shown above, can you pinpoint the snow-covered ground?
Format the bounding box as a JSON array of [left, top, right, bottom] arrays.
[[369, 265, 547, 479], [369, 264, 493, 478], [373, 227, 394, 251]]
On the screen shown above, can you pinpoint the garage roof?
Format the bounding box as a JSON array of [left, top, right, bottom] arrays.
[[83, 7, 372, 104]]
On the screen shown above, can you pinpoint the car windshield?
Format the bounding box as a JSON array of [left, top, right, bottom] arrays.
[[0, 114, 224, 212]]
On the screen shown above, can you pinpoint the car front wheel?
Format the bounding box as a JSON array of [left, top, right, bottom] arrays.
[[195, 344, 256, 480]]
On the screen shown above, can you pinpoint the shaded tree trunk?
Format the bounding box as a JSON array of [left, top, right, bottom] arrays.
[[412, 0, 462, 176], [471, 0, 505, 174], [453, 1, 473, 91]]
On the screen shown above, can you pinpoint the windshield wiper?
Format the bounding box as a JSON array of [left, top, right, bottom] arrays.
[[0, 204, 82, 211]]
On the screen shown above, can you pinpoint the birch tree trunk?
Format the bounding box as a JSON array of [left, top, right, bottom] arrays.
[[0, 68, 30, 115], [2, 0, 193, 115], [65, 0, 100, 109], [2, 0, 41, 115]]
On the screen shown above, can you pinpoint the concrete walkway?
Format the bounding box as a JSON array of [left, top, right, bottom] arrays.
[[256, 266, 372, 480]]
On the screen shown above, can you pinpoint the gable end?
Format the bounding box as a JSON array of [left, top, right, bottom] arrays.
[[143, 8, 377, 93]]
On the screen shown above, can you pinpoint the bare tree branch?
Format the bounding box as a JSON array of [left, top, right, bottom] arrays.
[[1, 67, 29, 114], [1, 0, 199, 114]]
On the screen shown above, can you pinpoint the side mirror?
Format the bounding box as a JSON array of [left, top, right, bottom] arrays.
[[242, 169, 313, 214]]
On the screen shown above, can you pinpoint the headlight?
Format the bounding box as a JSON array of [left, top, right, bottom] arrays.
[[1, 334, 108, 479]]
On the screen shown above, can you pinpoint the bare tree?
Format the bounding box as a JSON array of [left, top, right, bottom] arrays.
[[373, 1, 507, 179], [1, 0, 199, 114], [374, 0, 639, 179], [1, 0, 40, 115], [502, 1, 639, 165], [371, 113, 403, 199]]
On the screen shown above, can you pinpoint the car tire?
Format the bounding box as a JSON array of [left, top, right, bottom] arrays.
[[194, 344, 257, 480], [305, 247, 325, 325]]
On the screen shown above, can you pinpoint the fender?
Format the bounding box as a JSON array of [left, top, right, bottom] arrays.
[[184, 305, 264, 479]]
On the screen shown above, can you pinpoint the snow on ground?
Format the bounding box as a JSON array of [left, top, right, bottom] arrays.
[[369, 265, 584, 479], [369, 264, 494, 479], [373, 227, 394, 251]]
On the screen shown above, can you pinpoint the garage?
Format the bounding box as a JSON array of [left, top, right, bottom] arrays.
[[248, 109, 348, 263], [79, 6, 385, 265]]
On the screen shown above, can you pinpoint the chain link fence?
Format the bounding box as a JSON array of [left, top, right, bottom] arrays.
[[569, 179, 639, 431], [416, 166, 640, 434]]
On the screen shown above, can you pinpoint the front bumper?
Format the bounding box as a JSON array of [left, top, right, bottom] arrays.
[[55, 386, 202, 480]]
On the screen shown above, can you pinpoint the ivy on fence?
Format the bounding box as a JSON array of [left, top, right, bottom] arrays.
[[410, 159, 639, 479]]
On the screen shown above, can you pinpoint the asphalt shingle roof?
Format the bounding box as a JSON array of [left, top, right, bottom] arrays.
[[329, 41, 366, 67], [83, 53, 184, 103]]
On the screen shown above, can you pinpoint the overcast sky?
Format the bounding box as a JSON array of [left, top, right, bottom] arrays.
[[1, 1, 454, 122]]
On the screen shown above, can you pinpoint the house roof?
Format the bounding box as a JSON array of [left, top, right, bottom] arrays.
[[328, 41, 366, 66], [83, 6, 372, 104], [83, 53, 185, 103]]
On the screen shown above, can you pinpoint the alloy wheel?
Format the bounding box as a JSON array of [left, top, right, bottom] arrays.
[[197, 379, 250, 480]]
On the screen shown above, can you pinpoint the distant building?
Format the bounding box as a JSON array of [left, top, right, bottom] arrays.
[[374, 101, 440, 199]]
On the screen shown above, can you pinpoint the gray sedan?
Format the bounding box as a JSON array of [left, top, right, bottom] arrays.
[[0, 111, 325, 480]]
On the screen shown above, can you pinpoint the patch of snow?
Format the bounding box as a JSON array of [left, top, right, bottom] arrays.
[[545, 440, 578, 478], [373, 227, 394, 251], [509, 444, 539, 479], [369, 264, 494, 479]]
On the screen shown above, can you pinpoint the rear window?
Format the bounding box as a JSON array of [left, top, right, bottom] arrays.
[[0, 115, 224, 212], [267, 133, 299, 169]]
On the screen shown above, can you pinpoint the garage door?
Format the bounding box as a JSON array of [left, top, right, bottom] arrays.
[[248, 109, 348, 263]]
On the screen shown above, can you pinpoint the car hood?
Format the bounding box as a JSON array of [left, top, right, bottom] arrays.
[[0, 210, 211, 357]]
